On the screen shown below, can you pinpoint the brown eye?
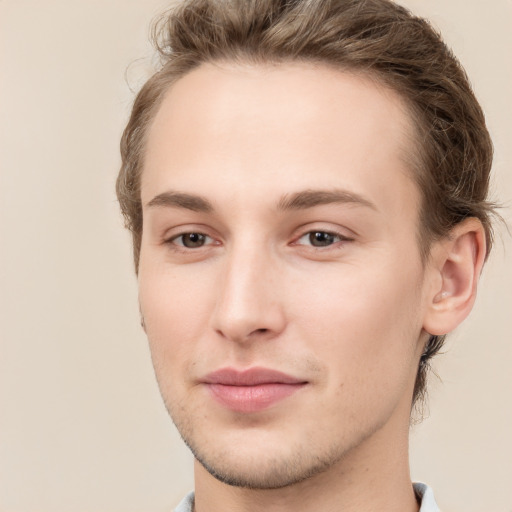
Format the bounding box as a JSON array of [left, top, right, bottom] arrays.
[[174, 233, 210, 248], [308, 231, 336, 247], [294, 230, 352, 249]]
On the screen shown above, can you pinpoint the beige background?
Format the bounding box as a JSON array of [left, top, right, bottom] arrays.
[[0, 1, 510, 511]]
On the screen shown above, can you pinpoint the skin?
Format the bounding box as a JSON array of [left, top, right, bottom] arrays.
[[137, 62, 485, 512]]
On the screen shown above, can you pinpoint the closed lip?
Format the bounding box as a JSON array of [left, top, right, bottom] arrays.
[[201, 367, 307, 386], [201, 367, 308, 413]]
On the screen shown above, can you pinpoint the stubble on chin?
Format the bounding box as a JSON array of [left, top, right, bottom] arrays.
[[192, 448, 342, 490], [165, 396, 379, 491]]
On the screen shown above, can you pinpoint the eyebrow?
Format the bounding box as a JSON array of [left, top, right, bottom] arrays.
[[145, 188, 377, 213], [146, 191, 214, 212], [277, 189, 377, 211]]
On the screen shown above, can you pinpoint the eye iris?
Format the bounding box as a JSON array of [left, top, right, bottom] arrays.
[[309, 231, 335, 247], [182, 233, 206, 248]]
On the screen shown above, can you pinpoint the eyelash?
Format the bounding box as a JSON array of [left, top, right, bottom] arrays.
[[165, 229, 352, 251], [294, 230, 353, 248], [167, 232, 216, 249]]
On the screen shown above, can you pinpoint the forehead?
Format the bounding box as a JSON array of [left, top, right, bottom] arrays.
[[142, 61, 420, 219]]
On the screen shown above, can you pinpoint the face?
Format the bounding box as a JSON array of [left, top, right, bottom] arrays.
[[138, 62, 431, 489]]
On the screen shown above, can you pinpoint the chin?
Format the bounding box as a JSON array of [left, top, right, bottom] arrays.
[[163, 381, 400, 490], [190, 440, 339, 490], [173, 412, 356, 490]]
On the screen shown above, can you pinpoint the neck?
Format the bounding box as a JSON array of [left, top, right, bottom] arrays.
[[193, 402, 419, 512]]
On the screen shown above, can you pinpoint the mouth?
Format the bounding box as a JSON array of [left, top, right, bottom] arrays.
[[201, 367, 308, 413]]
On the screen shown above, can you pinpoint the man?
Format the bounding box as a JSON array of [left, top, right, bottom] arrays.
[[116, 0, 495, 510]]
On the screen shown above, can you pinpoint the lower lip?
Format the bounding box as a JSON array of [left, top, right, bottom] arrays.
[[206, 383, 306, 413]]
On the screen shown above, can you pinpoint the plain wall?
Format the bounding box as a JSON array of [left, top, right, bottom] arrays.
[[1, 1, 510, 511]]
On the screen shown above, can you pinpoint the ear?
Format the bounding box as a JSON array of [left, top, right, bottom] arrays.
[[423, 218, 487, 336]]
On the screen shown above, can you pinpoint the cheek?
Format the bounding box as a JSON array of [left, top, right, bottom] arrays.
[[138, 263, 217, 375], [289, 259, 424, 390]]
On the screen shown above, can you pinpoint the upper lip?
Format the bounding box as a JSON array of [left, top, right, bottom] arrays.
[[202, 367, 307, 386]]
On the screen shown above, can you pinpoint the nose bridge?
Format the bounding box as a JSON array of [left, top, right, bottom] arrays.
[[212, 236, 285, 342]]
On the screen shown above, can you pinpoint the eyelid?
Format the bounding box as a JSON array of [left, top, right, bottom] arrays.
[[290, 223, 356, 243], [294, 229, 352, 248], [169, 232, 214, 247], [162, 223, 215, 240], [162, 224, 222, 249]]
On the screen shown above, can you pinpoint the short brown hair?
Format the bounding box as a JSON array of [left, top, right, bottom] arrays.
[[117, 0, 495, 405]]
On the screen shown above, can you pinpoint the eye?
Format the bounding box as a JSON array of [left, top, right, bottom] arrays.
[[296, 231, 348, 247], [170, 232, 212, 248]]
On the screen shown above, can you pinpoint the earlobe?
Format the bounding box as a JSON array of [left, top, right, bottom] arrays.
[[423, 218, 486, 336]]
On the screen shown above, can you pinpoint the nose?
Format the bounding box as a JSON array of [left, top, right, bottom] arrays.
[[211, 243, 287, 344]]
